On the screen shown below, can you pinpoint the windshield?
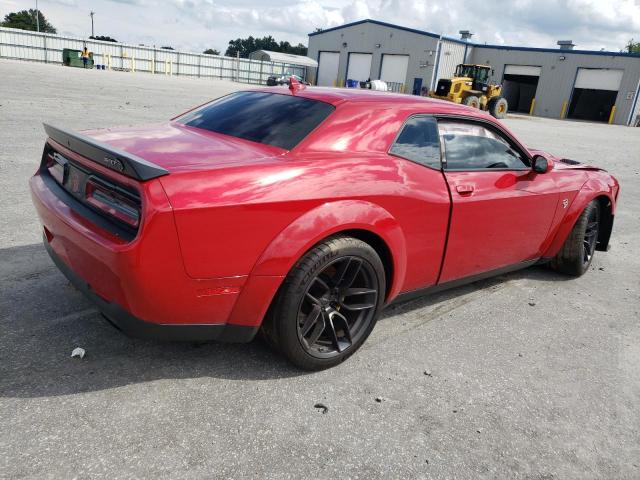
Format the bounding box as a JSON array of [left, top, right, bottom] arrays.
[[456, 65, 489, 83], [177, 91, 335, 150], [476, 68, 489, 83]]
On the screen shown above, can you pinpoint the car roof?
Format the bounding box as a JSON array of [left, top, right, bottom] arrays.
[[250, 86, 489, 117]]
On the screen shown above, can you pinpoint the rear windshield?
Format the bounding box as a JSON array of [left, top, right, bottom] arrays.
[[177, 91, 335, 150]]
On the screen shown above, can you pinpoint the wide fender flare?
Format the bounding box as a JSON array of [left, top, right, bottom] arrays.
[[542, 178, 616, 258], [250, 200, 407, 300]]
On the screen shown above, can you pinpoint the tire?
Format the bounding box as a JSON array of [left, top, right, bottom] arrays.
[[263, 236, 386, 370], [550, 200, 600, 276], [462, 95, 480, 109], [488, 96, 508, 119]]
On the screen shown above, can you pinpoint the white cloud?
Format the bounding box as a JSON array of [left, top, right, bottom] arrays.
[[342, 0, 371, 21], [173, 0, 346, 37], [2, 0, 639, 53]]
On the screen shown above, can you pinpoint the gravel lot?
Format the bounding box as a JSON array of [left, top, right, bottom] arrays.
[[1, 59, 639, 479]]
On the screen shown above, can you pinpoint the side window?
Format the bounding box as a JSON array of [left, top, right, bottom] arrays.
[[389, 116, 441, 169], [438, 121, 528, 170]]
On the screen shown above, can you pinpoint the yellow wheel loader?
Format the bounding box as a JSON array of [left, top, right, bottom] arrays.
[[429, 64, 508, 119]]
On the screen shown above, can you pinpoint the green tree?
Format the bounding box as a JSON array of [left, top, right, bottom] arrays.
[[225, 36, 259, 57], [279, 41, 307, 56], [1, 9, 57, 33], [90, 35, 117, 43], [203, 48, 220, 55], [625, 39, 640, 53], [224, 35, 307, 58]]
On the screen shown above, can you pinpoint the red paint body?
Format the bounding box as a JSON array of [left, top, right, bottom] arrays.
[[29, 88, 619, 335]]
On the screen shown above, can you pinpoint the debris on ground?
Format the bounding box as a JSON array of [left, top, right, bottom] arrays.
[[424, 370, 433, 377], [71, 347, 85, 359], [313, 403, 328, 414], [528, 302, 536, 306], [375, 397, 383, 403]]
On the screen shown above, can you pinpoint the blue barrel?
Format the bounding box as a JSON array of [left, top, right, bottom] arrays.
[[346, 79, 359, 88]]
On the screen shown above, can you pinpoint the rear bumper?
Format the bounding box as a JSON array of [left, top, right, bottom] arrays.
[[30, 164, 265, 341], [44, 237, 257, 342]]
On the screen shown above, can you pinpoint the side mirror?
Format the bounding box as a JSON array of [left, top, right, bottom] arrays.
[[532, 155, 550, 174]]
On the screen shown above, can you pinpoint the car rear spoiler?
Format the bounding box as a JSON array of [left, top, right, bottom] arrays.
[[43, 123, 169, 181]]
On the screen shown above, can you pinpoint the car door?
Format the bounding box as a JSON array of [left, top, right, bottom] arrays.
[[387, 114, 450, 291], [437, 118, 558, 283]]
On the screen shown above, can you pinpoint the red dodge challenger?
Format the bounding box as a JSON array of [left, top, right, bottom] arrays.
[[30, 81, 619, 370]]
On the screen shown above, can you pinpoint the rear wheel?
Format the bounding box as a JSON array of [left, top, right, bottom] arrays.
[[463, 95, 480, 109], [488, 96, 508, 119], [550, 200, 600, 276], [264, 236, 385, 370]]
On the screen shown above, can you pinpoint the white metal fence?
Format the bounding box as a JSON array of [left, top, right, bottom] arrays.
[[0, 27, 308, 84]]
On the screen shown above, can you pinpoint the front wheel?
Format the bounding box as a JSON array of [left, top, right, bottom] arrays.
[[463, 95, 480, 109], [488, 96, 508, 119], [264, 236, 386, 370], [550, 200, 600, 276]]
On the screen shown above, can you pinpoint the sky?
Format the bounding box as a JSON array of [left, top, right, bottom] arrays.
[[2, 0, 639, 54]]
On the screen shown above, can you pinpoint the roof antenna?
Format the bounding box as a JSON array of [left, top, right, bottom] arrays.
[[288, 76, 305, 93]]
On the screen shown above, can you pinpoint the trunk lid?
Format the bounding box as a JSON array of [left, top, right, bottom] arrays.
[[83, 122, 287, 174]]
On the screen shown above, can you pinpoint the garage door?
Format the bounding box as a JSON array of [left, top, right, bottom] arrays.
[[380, 54, 409, 84], [574, 68, 623, 91], [317, 51, 339, 86], [346, 53, 372, 83], [630, 81, 640, 126], [569, 68, 623, 122], [504, 65, 541, 77], [502, 65, 541, 113]]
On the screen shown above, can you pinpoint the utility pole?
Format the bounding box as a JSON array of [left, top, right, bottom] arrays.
[[89, 11, 95, 37], [35, 0, 40, 32]]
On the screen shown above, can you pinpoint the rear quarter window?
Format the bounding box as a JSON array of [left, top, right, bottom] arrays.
[[389, 116, 441, 169], [177, 91, 335, 150]]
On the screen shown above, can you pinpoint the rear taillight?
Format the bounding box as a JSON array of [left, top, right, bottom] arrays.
[[85, 177, 140, 228], [41, 146, 142, 235], [46, 152, 66, 184]]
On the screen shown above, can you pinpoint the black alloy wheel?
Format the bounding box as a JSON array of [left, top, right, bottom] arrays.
[[297, 255, 379, 358], [550, 200, 601, 276], [263, 236, 386, 370], [582, 204, 600, 267]]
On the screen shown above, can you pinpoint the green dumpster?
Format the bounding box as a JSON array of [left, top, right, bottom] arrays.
[[62, 48, 94, 69]]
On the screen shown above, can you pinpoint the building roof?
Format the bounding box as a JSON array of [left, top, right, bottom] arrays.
[[308, 19, 640, 58], [469, 43, 640, 58], [248, 50, 318, 67], [309, 19, 443, 41]]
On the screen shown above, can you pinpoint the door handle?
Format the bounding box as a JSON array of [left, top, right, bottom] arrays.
[[456, 184, 475, 195]]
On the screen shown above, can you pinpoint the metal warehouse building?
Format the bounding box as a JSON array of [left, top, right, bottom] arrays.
[[307, 19, 640, 126]]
